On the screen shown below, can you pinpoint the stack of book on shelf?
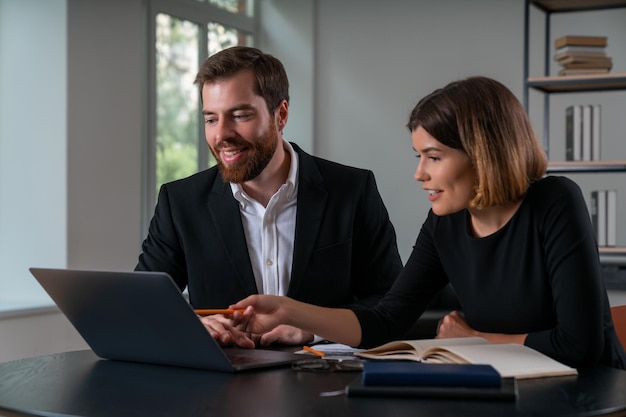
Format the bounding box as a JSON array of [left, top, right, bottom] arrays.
[[555, 35, 612, 76], [591, 190, 617, 247], [565, 104, 601, 161]]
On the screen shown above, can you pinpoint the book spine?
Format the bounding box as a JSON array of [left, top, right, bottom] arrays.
[[581, 105, 592, 161], [591, 191, 598, 242], [565, 105, 582, 161], [591, 104, 601, 161], [598, 190, 607, 247], [555, 46, 606, 56], [565, 106, 574, 161], [572, 105, 582, 161], [607, 190, 617, 247]]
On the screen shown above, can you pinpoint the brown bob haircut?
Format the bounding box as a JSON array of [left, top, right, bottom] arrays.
[[407, 76, 547, 209], [194, 46, 289, 114]]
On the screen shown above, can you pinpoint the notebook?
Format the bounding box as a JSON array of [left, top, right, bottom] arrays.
[[29, 268, 304, 372], [346, 375, 518, 401]]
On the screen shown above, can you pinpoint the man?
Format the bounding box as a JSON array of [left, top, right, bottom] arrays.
[[136, 46, 401, 347]]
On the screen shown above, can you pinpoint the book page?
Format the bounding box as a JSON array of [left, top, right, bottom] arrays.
[[356, 337, 489, 361], [422, 343, 577, 379]]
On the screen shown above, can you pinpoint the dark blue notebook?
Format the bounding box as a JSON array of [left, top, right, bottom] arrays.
[[346, 375, 518, 402], [362, 361, 502, 388]]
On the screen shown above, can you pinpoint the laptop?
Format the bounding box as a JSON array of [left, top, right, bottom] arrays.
[[29, 267, 305, 372]]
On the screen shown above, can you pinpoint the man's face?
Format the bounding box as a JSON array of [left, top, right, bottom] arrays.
[[201, 70, 278, 183]]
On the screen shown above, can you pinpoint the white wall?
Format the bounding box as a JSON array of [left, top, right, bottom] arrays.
[[258, 0, 315, 154], [0, 307, 88, 363], [66, 0, 144, 271]]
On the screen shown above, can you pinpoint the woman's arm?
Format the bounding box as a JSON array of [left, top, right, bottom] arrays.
[[231, 295, 363, 347], [526, 178, 606, 366]]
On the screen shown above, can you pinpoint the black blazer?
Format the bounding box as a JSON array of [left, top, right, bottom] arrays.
[[136, 143, 402, 309]]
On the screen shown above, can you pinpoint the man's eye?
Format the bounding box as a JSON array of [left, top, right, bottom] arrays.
[[234, 113, 252, 121], [204, 118, 217, 125]]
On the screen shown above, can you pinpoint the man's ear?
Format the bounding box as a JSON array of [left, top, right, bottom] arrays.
[[275, 100, 289, 131]]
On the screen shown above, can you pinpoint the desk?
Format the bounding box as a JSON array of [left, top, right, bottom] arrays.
[[0, 350, 625, 417]]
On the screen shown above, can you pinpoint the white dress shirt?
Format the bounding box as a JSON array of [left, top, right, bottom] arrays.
[[230, 140, 299, 295]]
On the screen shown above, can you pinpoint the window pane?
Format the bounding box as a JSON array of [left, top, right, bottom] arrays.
[[208, 21, 253, 56], [155, 14, 199, 196], [196, 0, 254, 17]]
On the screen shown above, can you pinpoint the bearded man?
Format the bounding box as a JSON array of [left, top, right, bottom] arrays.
[[136, 46, 401, 348]]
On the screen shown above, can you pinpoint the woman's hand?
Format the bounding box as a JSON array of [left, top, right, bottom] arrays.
[[230, 295, 286, 336], [436, 310, 528, 345], [230, 294, 363, 347], [436, 310, 478, 338]]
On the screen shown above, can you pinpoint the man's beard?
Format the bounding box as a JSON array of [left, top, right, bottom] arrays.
[[211, 121, 278, 183]]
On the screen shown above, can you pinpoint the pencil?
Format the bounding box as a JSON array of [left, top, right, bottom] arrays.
[[303, 345, 326, 357], [194, 308, 245, 315]]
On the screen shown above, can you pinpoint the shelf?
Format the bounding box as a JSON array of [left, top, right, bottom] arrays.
[[547, 160, 626, 173], [531, 0, 626, 12], [527, 73, 626, 93], [600, 247, 626, 255], [600, 247, 626, 267], [526, 0, 626, 268]]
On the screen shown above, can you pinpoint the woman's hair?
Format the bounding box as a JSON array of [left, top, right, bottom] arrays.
[[194, 46, 289, 114], [407, 76, 547, 209]]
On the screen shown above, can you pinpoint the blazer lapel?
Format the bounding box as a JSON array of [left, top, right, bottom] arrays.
[[206, 175, 258, 295], [289, 145, 327, 296]]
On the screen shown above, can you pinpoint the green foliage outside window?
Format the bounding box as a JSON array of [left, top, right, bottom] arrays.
[[154, 4, 252, 199], [156, 14, 199, 193]]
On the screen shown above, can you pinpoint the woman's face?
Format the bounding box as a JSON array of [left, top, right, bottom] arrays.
[[412, 126, 477, 216]]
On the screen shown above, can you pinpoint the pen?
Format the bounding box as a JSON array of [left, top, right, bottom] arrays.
[[303, 345, 326, 357], [194, 308, 245, 316]]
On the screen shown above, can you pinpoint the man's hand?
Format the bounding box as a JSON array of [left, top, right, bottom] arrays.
[[199, 314, 255, 348], [255, 325, 314, 347]]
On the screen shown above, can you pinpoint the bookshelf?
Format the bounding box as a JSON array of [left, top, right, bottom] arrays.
[[523, 0, 626, 279], [527, 73, 626, 93]]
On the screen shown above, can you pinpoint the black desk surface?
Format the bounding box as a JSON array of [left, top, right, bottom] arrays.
[[1, 350, 626, 417]]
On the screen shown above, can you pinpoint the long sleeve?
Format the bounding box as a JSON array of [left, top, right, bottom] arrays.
[[135, 184, 188, 291]]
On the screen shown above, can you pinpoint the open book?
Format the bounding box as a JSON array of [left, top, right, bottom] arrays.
[[355, 337, 577, 379]]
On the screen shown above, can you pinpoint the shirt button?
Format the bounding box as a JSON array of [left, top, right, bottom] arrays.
[[266, 259, 273, 266]]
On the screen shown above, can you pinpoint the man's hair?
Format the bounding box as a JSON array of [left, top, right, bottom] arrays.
[[407, 76, 547, 209], [194, 46, 289, 114]]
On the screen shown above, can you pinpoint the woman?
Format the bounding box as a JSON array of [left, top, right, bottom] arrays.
[[230, 76, 626, 369]]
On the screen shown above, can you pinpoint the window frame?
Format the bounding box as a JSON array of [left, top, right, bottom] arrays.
[[144, 0, 258, 236]]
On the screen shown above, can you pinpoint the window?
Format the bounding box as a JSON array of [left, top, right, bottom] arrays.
[[145, 0, 256, 232]]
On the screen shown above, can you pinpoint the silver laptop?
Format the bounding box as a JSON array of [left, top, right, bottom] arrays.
[[29, 268, 304, 372]]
